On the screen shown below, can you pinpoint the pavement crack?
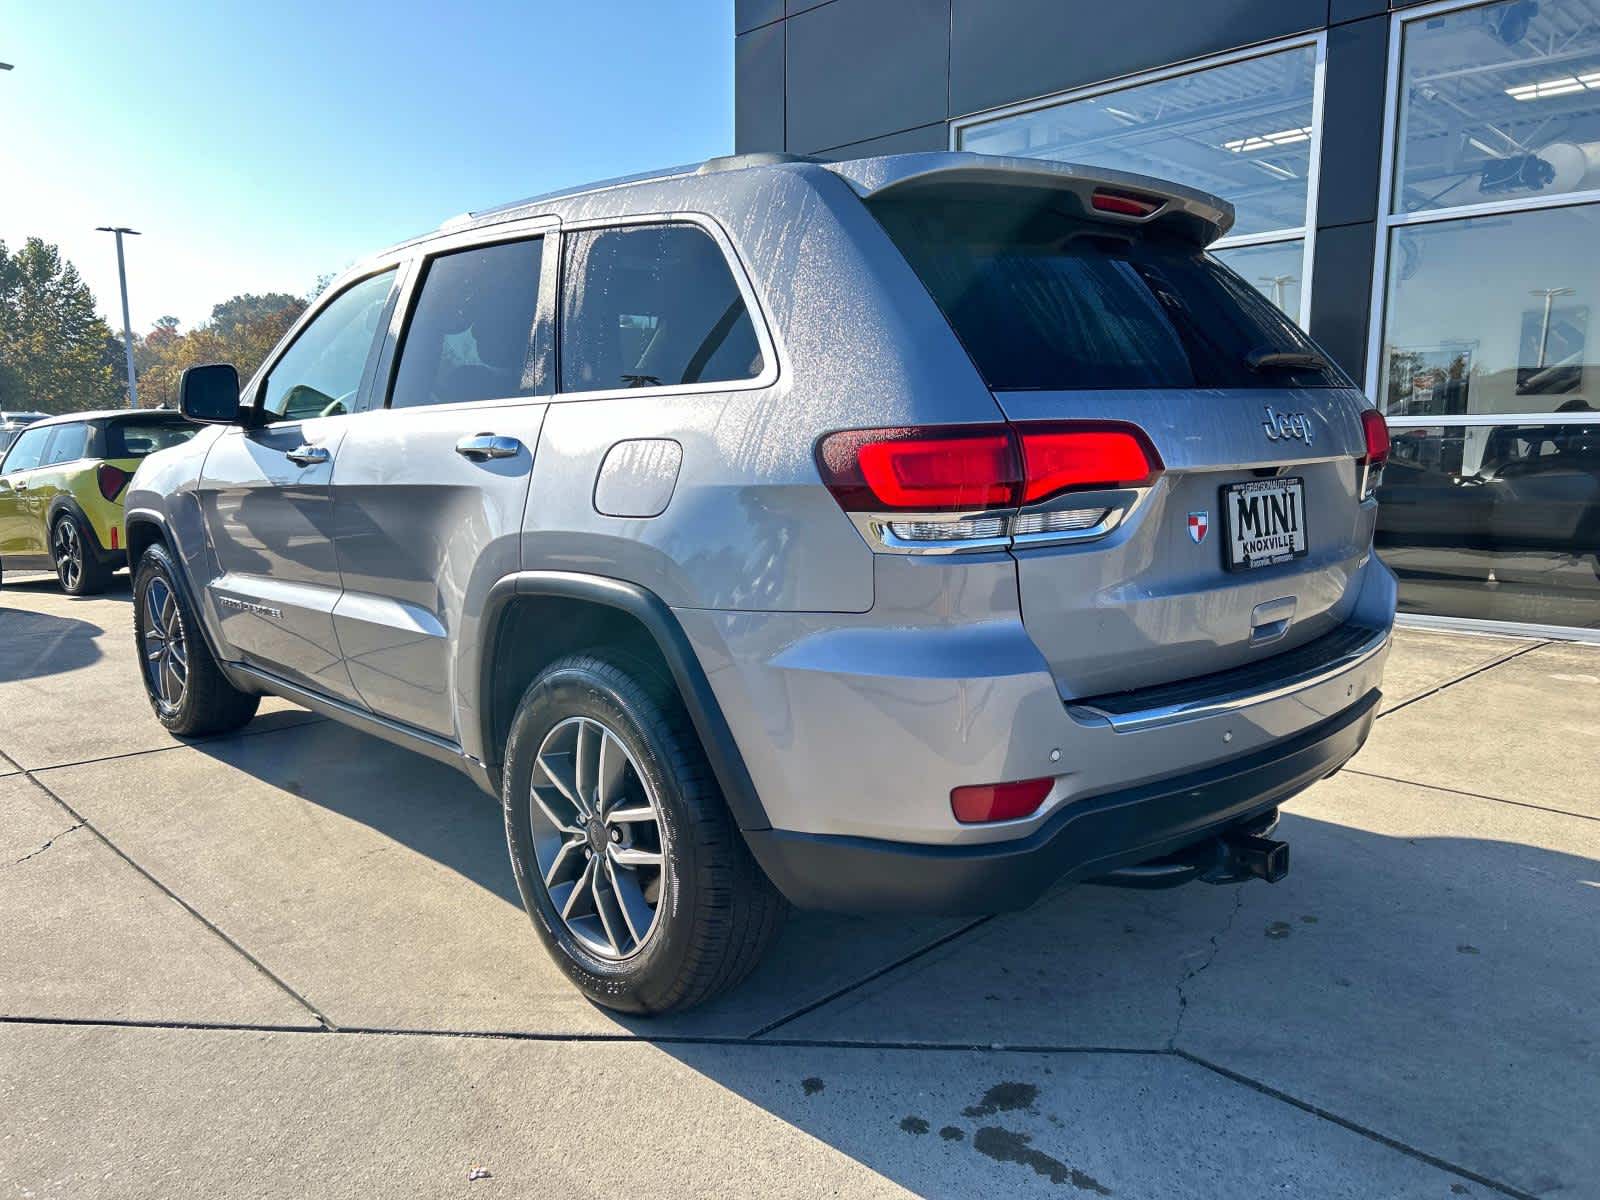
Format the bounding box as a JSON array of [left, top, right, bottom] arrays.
[[6, 823, 84, 868], [1170, 886, 1242, 1049]]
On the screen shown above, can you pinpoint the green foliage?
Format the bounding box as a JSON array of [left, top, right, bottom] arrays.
[[132, 291, 307, 409], [0, 237, 121, 413]]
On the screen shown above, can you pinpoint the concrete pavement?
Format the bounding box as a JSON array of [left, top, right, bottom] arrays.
[[1, 573, 1596, 1198]]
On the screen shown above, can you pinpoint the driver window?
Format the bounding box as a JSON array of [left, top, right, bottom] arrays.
[[261, 269, 396, 420]]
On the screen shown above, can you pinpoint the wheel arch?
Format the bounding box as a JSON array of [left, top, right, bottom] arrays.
[[478, 572, 770, 832], [45, 493, 107, 555]]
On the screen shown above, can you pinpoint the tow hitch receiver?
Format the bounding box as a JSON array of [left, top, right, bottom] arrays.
[[1201, 832, 1290, 885]]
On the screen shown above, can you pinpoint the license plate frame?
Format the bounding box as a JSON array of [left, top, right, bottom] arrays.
[[1221, 476, 1309, 571]]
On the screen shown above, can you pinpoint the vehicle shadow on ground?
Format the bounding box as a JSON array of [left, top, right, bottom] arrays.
[[0, 607, 109, 682], [184, 715, 1597, 1196]]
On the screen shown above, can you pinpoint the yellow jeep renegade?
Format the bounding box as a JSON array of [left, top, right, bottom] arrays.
[[0, 410, 196, 594]]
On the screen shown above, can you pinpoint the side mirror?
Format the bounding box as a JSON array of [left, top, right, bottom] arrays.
[[179, 363, 244, 425]]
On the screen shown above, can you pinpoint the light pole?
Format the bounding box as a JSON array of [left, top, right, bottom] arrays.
[[96, 226, 142, 408]]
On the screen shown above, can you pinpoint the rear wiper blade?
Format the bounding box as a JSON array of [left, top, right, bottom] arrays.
[[1246, 348, 1329, 373]]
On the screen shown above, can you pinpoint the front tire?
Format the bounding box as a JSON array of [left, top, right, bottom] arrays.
[[52, 512, 113, 595], [133, 544, 260, 736], [502, 653, 785, 1014]]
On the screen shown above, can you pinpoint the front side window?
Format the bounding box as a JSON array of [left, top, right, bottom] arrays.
[[391, 238, 543, 408], [261, 269, 396, 420], [559, 225, 764, 393], [0, 424, 53, 474], [41, 423, 88, 466]]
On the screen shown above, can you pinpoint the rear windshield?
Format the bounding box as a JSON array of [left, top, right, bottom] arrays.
[[868, 185, 1346, 391], [105, 418, 197, 458]]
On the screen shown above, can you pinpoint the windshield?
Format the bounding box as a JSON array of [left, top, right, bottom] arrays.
[[105, 418, 197, 458], [868, 184, 1347, 391]]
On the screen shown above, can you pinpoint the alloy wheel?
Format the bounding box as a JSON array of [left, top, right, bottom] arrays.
[[53, 520, 82, 591], [141, 577, 189, 714], [529, 715, 665, 960]]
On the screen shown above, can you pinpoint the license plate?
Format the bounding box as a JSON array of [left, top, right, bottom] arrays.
[[1222, 477, 1308, 571]]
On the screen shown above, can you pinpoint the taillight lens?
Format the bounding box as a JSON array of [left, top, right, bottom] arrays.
[[1091, 188, 1166, 218], [815, 422, 1162, 514], [97, 463, 129, 502], [1358, 409, 1389, 500], [951, 777, 1055, 824]]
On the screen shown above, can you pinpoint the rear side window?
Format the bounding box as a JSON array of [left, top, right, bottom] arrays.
[[559, 224, 764, 393], [390, 238, 544, 408], [105, 419, 196, 458], [869, 185, 1347, 391], [41, 422, 89, 465]]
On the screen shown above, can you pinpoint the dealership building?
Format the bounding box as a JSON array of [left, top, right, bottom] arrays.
[[735, 0, 1600, 637]]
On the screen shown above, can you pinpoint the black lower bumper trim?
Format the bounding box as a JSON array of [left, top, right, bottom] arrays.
[[744, 690, 1379, 914]]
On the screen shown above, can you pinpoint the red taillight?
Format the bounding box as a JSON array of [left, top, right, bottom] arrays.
[[1359, 408, 1390, 465], [815, 422, 1162, 513], [951, 777, 1055, 824], [97, 463, 129, 502], [1091, 188, 1165, 218], [816, 426, 1021, 512], [1015, 424, 1163, 503]]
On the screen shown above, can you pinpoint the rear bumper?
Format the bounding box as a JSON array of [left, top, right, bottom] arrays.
[[744, 688, 1377, 913]]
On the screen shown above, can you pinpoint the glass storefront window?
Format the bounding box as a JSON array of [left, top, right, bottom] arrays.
[[1393, 0, 1600, 215], [1377, 422, 1600, 629], [957, 44, 1318, 239], [1212, 239, 1305, 318], [1379, 204, 1600, 418]]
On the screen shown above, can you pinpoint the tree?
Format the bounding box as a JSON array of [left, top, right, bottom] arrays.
[[131, 291, 307, 409], [0, 237, 121, 413]]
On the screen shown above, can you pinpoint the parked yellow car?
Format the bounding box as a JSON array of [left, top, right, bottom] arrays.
[[0, 409, 197, 594]]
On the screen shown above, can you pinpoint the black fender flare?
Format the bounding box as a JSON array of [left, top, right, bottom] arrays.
[[45, 494, 114, 560], [480, 570, 771, 832]]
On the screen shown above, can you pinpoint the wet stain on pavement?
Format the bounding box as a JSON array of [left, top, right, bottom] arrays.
[[939, 1126, 964, 1142], [900, 1116, 929, 1135], [973, 1127, 1111, 1194], [1299, 914, 1319, 924], [1457, 944, 1480, 955], [1266, 921, 1293, 939], [801, 1077, 824, 1096], [963, 1081, 1039, 1118]]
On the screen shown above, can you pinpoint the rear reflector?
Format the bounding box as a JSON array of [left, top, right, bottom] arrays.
[[1091, 188, 1166, 218], [816, 422, 1162, 514], [951, 777, 1054, 824], [110, 525, 119, 550], [97, 463, 130, 502]]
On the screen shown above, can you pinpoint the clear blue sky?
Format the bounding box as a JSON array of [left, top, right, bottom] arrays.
[[0, 1, 734, 331]]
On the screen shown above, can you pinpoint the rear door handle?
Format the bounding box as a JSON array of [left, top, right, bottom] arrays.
[[285, 444, 330, 466], [455, 434, 522, 461]]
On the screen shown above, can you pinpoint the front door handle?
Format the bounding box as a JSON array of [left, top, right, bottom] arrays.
[[285, 444, 331, 466], [455, 433, 522, 461]]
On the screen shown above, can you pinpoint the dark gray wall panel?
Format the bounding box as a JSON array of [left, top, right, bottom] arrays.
[[816, 121, 950, 161], [736, 0, 783, 34], [1309, 221, 1378, 382], [950, 0, 1326, 117], [1317, 15, 1389, 228], [736, 25, 786, 155], [786, 0, 951, 153], [1331, 0, 1386, 21]]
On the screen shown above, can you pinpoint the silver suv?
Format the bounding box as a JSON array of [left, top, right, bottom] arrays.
[[125, 152, 1395, 1013]]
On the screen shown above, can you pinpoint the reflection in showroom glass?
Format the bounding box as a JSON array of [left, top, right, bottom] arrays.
[[1379, 205, 1599, 417], [1376, 423, 1600, 628], [1212, 239, 1305, 319], [959, 45, 1317, 238], [1394, 0, 1600, 215]]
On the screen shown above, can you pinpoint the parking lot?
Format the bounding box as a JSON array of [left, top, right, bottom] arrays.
[[1, 574, 1596, 1198]]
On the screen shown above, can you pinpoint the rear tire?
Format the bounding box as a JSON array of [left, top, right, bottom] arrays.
[[502, 652, 785, 1014], [52, 512, 113, 596], [133, 543, 260, 736]]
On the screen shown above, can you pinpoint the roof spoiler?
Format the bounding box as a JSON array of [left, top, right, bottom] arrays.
[[825, 152, 1235, 246]]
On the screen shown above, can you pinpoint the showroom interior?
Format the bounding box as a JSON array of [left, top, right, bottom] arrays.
[[736, 0, 1600, 637]]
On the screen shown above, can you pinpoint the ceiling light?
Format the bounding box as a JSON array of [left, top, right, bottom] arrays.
[[1505, 73, 1600, 101], [1223, 126, 1312, 153]]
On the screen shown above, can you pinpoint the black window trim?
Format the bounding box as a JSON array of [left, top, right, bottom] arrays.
[[550, 211, 780, 403]]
